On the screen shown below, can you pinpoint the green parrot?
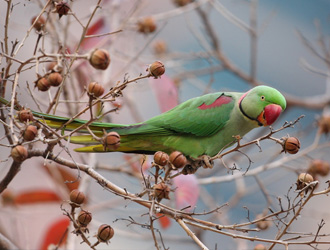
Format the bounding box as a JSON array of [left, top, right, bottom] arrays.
[[0, 85, 286, 159]]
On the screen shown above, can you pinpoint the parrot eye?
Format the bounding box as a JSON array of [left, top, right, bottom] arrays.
[[261, 95, 265, 101]]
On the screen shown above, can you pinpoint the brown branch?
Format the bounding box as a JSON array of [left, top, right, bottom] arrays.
[[0, 161, 22, 194]]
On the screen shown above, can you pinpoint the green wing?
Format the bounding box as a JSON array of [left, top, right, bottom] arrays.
[[121, 92, 236, 137]]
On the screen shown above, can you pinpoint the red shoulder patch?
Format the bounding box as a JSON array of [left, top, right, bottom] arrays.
[[198, 95, 232, 110]]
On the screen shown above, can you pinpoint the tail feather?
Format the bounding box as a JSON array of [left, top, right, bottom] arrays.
[[0, 96, 129, 134]]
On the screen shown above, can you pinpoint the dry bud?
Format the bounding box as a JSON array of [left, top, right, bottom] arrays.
[[47, 72, 63, 87], [173, 0, 193, 7], [31, 16, 46, 32], [283, 137, 300, 154], [153, 182, 171, 201], [11, 145, 28, 162], [137, 17, 157, 34], [153, 151, 169, 166], [88, 82, 105, 98], [89, 49, 110, 70], [55, 1, 70, 18], [308, 159, 330, 177], [17, 109, 34, 123], [35, 77, 51, 92], [148, 61, 165, 78], [103, 132, 120, 151], [69, 189, 85, 205], [78, 210, 92, 227], [23, 125, 38, 141], [97, 224, 114, 242], [255, 214, 271, 230], [318, 115, 330, 135], [169, 151, 187, 169]]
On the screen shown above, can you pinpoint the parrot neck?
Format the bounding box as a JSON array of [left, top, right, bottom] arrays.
[[239, 95, 263, 127]]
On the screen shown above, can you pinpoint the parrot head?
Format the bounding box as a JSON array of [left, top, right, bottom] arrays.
[[239, 86, 286, 126]]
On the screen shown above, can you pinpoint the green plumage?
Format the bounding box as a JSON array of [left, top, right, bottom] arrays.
[[0, 86, 286, 158]]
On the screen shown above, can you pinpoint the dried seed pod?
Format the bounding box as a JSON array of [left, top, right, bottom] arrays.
[[89, 49, 110, 70], [296, 172, 314, 191], [87, 82, 105, 98], [169, 151, 187, 169], [283, 137, 300, 154], [153, 151, 169, 166], [31, 16, 46, 31], [255, 214, 271, 230], [153, 182, 171, 201], [173, 0, 193, 7], [308, 159, 330, 177], [318, 115, 330, 135], [103, 132, 120, 151], [97, 224, 114, 242], [298, 173, 314, 184], [69, 189, 85, 205], [55, 1, 70, 18], [78, 210, 92, 227], [153, 40, 167, 55], [17, 109, 34, 122], [23, 125, 38, 141], [137, 17, 157, 34], [47, 72, 63, 87], [148, 61, 165, 78], [35, 77, 51, 91], [11, 145, 28, 162]]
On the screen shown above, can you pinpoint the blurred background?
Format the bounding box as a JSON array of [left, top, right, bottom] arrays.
[[0, 0, 329, 249]]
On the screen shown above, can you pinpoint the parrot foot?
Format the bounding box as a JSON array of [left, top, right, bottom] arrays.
[[181, 156, 214, 175], [200, 155, 214, 169]]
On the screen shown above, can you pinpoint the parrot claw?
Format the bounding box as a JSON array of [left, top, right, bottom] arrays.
[[201, 155, 214, 169]]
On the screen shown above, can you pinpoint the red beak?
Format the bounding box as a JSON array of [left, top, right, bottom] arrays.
[[257, 104, 283, 126]]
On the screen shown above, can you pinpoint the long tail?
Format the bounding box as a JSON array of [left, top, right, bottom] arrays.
[[0, 96, 138, 152]]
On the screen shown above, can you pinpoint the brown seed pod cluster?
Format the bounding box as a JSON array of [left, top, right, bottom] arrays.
[[169, 151, 187, 169], [66, 190, 115, 244], [88, 82, 105, 98], [153, 182, 171, 202], [89, 49, 111, 70], [102, 132, 121, 151], [137, 17, 157, 34], [148, 61, 165, 78], [153, 151, 169, 166], [35, 71, 64, 91], [11, 145, 28, 162], [282, 136, 300, 154]]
